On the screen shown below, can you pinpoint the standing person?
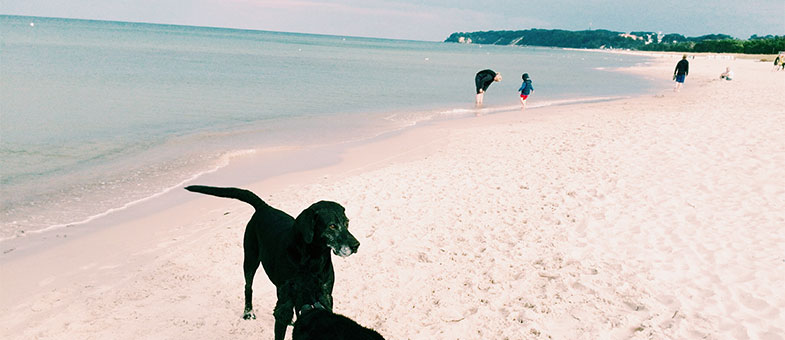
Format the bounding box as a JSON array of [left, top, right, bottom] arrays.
[[673, 54, 689, 92], [475, 69, 502, 106], [518, 73, 534, 110]]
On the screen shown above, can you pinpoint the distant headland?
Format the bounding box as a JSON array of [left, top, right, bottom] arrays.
[[445, 29, 785, 54]]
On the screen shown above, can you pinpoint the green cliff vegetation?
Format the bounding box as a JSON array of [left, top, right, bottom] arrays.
[[445, 30, 785, 54]]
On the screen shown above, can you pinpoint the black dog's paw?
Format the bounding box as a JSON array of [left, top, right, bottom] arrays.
[[243, 308, 256, 320]]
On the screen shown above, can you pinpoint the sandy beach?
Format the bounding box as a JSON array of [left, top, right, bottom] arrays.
[[2, 55, 784, 339]]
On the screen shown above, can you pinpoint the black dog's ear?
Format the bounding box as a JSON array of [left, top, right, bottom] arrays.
[[294, 207, 315, 243]]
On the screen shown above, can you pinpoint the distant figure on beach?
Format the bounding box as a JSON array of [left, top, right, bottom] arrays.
[[720, 67, 734, 81], [518, 73, 534, 110], [774, 55, 784, 71], [673, 55, 689, 92], [475, 69, 502, 106]]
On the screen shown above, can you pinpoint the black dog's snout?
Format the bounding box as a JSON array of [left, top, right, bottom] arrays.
[[349, 237, 360, 253]]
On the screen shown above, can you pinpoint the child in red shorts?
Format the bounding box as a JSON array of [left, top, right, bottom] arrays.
[[518, 73, 534, 110]]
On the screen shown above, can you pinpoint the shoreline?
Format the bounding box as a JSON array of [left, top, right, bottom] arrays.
[[2, 56, 783, 339], [0, 94, 650, 247], [558, 46, 778, 61], [0, 92, 635, 256]]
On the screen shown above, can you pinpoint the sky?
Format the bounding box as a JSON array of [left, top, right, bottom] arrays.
[[2, 0, 783, 41]]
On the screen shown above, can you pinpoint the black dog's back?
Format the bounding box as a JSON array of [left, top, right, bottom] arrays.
[[293, 309, 385, 340], [185, 184, 296, 283]]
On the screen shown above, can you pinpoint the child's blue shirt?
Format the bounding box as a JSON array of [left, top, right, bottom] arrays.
[[518, 80, 534, 95]]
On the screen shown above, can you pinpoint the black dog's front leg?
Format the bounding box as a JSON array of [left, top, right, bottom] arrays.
[[274, 285, 294, 340], [318, 290, 333, 312], [319, 269, 335, 311], [273, 298, 294, 340]]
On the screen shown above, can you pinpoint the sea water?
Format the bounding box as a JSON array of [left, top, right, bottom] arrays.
[[0, 15, 666, 240]]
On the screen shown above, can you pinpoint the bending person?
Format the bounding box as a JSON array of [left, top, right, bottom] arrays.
[[475, 69, 502, 106]]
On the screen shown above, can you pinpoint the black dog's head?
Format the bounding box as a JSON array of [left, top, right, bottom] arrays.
[[294, 201, 360, 257]]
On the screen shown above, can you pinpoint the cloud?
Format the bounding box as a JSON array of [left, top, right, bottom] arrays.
[[5, 0, 780, 41], [216, 0, 533, 40], [224, 0, 438, 21]]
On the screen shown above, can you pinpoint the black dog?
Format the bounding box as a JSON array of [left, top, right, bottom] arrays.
[[293, 306, 386, 340], [184, 185, 360, 340], [284, 273, 385, 340]]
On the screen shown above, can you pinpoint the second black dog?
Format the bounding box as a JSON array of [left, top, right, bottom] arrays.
[[184, 185, 360, 340], [285, 273, 385, 340], [293, 308, 386, 340]]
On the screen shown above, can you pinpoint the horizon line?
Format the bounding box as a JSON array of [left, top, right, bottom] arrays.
[[0, 14, 440, 43]]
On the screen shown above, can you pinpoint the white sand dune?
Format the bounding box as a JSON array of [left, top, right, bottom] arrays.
[[1, 55, 783, 340]]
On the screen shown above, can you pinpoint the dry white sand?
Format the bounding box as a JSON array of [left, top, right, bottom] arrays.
[[2, 55, 784, 340]]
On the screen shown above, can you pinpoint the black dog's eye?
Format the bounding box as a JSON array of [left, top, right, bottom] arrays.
[[329, 225, 337, 230]]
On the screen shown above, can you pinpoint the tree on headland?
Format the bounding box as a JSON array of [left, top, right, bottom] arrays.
[[445, 29, 785, 54]]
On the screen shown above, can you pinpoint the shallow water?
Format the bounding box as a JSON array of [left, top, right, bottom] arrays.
[[0, 15, 665, 240]]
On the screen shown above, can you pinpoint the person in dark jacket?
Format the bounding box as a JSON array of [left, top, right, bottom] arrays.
[[518, 73, 534, 110], [673, 55, 689, 92], [475, 69, 502, 106]]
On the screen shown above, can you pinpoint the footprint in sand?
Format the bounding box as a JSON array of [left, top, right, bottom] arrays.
[[737, 290, 769, 311], [39, 276, 56, 287], [80, 262, 97, 270]]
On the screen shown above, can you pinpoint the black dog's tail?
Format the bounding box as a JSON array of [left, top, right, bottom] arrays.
[[185, 185, 268, 210]]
